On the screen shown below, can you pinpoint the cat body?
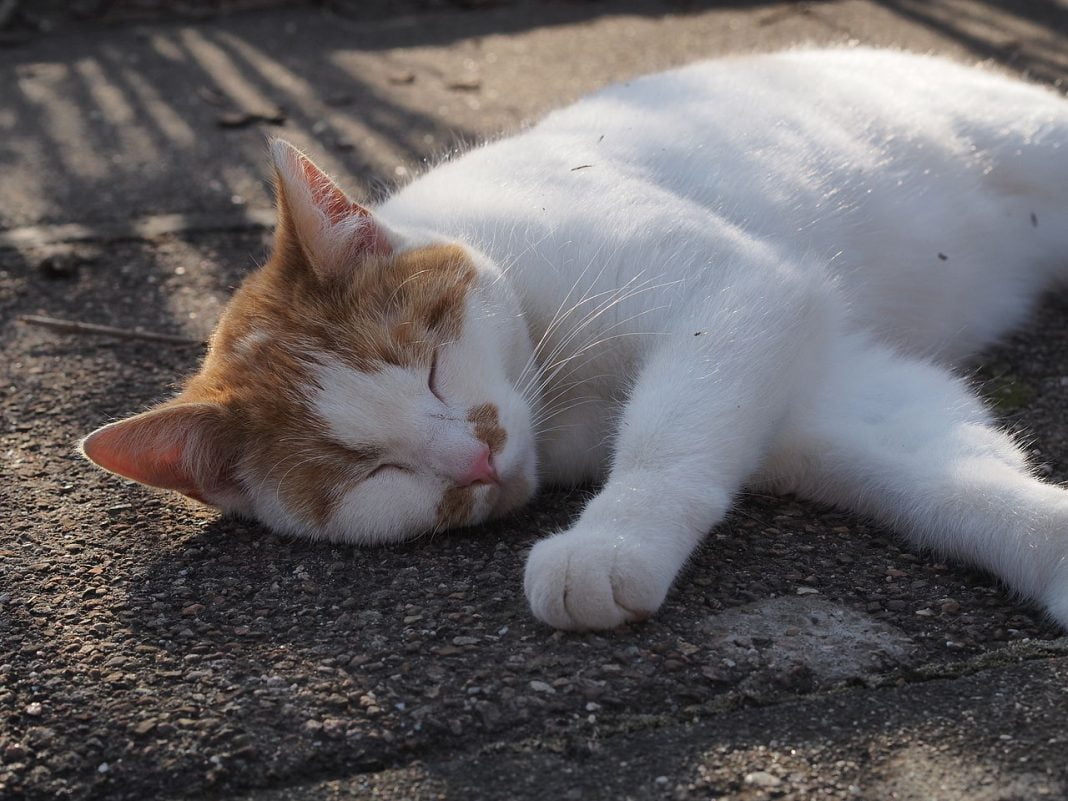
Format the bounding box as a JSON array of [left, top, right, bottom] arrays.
[[83, 48, 1068, 631], [385, 48, 1068, 480]]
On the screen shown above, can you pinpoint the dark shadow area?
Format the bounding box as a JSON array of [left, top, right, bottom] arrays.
[[8, 1, 817, 41], [874, 0, 1068, 88], [412, 646, 1068, 800]]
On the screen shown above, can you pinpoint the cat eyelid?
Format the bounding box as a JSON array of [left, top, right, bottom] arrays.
[[368, 463, 409, 478], [428, 348, 446, 403]]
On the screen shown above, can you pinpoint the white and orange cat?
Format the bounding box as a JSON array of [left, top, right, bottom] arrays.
[[83, 48, 1068, 631]]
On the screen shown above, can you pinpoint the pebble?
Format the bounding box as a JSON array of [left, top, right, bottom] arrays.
[[744, 771, 782, 787], [321, 719, 345, 739], [529, 680, 556, 694], [25, 702, 43, 717], [133, 720, 156, 735]]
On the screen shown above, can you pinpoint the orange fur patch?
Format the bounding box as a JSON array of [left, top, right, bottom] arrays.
[[435, 486, 475, 531], [467, 403, 507, 454]]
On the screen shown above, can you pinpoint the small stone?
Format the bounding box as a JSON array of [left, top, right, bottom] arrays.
[[25, 702, 43, 717], [529, 680, 556, 694], [321, 718, 345, 739], [654, 776, 669, 786], [133, 719, 156, 735], [941, 600, 961, 615], [181, 604, 205, 617], [303, 719, 323, 734], [744, 771, 781, 787], [451, 636, 479, 646], [97, 762, 110, 774], [914, 608, 935, 617], [795, 586, 819, 595], [701, 665, 727, 683]]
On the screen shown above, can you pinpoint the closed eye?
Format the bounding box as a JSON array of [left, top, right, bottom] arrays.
[[428, 349, 446, 403], [368, 464, 409, 479]]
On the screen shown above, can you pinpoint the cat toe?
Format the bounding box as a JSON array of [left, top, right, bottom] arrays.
[[523, 530, 667, 630]]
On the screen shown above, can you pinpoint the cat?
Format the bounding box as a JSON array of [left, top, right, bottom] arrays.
[[81, 47, 1068, 631]]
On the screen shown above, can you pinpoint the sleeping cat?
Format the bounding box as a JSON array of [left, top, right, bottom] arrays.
[[82, 47, 1068, 631]]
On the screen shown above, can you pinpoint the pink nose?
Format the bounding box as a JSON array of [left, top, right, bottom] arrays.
[[458, 446, 499, 487]]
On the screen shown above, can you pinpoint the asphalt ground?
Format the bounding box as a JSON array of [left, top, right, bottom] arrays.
[[3, 2, 1068, 799]]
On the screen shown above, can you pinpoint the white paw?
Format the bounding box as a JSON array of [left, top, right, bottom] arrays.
[[523, 528, 671, 630]]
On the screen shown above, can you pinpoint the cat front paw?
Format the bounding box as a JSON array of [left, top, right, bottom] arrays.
[[523, 528, 671, 630]]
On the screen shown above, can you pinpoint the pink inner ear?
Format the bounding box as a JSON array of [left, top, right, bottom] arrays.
[[289, 149, 392, 257], [298, 154, 371, 227], [81, 405, 229, 500]]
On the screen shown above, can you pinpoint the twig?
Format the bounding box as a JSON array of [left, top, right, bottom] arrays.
[[18, 315, 204, 346]]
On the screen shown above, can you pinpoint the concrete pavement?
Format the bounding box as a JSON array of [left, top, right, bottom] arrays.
[[3, 2, 1068, 799]]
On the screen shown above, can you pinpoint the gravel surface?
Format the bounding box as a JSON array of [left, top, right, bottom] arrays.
[[3, 2, 1068, 799]]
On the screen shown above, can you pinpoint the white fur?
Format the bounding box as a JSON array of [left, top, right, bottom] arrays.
[[366, 48, 1068, 629]]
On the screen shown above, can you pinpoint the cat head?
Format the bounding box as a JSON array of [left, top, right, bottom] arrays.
[[81, 140, 538, 543]]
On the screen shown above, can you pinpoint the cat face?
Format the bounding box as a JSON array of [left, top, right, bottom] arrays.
[[81, 141, 538, 543]]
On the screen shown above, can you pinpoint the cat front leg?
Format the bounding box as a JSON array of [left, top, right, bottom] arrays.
[[524, 276, 828, 629], [760, 337, 1068, 628]]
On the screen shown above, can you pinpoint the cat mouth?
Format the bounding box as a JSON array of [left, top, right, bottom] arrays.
[[487, 472, 532, 518]]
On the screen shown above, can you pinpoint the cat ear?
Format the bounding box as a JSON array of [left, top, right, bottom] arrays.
[[80, 403, 240, 506], [270, 139, 393, 279]]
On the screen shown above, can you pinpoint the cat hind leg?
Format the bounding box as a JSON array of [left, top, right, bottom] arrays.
[[760, 337, 1068, 627]]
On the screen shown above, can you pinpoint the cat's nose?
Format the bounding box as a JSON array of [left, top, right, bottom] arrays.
[[458, 446, 499, 487]]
